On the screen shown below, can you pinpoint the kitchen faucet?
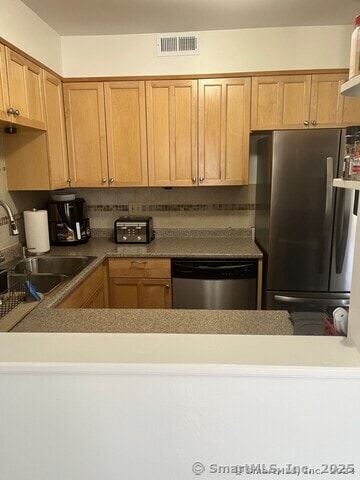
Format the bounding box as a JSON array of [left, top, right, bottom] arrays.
[[0, 200, 19, 236]]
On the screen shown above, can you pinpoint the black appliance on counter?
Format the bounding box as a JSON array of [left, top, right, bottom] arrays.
[[114, 216, 154, 244], [48, 198, 91, 245]]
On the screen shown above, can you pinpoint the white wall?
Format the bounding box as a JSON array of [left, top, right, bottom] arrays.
[[0, 0, 62, 73], [61, 25, 352, 77], [0, 364, 360, 480]]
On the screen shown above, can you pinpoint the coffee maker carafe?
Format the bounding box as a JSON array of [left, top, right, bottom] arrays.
[[48, 198, 91, 245]]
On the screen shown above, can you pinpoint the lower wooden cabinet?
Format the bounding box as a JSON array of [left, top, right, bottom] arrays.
[[57, 261, 108, 309], [109, 278, 171, 309], [108, 257, 172, 309]]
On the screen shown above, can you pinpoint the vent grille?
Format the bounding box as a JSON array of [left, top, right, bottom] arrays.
[[157, 33, 199, 56]]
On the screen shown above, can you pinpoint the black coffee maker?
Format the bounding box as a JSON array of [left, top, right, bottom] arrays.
[[48, 198, 91, 245]]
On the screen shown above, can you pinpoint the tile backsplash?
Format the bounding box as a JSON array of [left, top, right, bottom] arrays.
[[79, 185, 256, 230]]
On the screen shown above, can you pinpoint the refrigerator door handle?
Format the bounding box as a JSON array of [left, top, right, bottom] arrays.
[[274, 294, 350, 306], [319, 157, 334, 274], [335, 188, 351, 274]]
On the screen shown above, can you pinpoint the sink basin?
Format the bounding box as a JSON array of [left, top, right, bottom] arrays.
[[13, 255, 96, 276], [8, 272, 68, 294]]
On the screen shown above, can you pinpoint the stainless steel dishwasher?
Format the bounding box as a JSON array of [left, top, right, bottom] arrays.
[[172, 259, 258, 310]]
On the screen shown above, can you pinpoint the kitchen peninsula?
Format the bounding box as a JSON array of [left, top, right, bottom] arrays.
[[0, 232, 288, 335]]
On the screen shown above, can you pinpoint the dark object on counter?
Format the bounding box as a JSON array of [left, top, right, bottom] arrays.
[[172, 258, 258, 310], [48, 198, 91, 246], [114, 216, 154, 244]]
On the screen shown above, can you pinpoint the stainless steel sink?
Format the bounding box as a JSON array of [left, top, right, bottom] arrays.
[[10, 255, 96, 294], [8, 272, 68, 294], [13, 255, 96, 276]]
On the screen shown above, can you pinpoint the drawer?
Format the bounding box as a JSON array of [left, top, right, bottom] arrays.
[[108, 258, 171, 278]]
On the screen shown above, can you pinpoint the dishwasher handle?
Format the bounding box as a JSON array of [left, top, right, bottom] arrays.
[[174, 262, 255, 271]]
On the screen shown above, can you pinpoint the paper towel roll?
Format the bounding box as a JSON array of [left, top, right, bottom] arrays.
[[24, 209, 50, 254]]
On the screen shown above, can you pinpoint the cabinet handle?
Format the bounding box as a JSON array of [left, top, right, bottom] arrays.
[[109, 178, 114, 184], [199, 176, 204, 183], [311, 120, 317, 126], [165, 284, 170, 289], [192, 177, 197, 183], [66, 178, 71, 184], [14, 109, 20, 116], [303, 120, 309, 126], [101, 178, 107, 183], [6, 108, 15, 116]]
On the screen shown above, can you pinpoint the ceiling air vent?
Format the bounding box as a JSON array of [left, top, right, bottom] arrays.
[[157, 32, 199, 56]]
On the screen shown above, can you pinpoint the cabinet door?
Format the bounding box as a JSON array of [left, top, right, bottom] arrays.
[[82, 284, 107, 308], [0, 44, 9, 122], [198, 78, 251, 186], [5, 47, 46, 129], [251, 75, 311, 130], [57, 263, 106, 308], [63, 82, 108, 187], [309, 74, 353, 128], [336, 74, 360, 126], [105, 81, 148, 186], [43, 72, 70, 190], [146, 80, 198, 186], [109, 278, 171, 309]]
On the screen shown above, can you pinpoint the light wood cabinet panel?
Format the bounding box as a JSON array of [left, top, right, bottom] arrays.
[[4, 72, 69, 191], [5, 47, 46, 129], [43, 71, 70, 189], [309, 74, 345, 127], [63, 82, 108, 187], [199, 78, 251, 185], [105, 81, 148, 186], [4, 131, 50, 190], [311, 73, 360, 127], [82, 284, 107, 309], [0, 44, 9, 122], [57, 262, 108, 308], [252, 73, 360, 130], [251, 75, 312, 130], [109, 278, 172, 309], [146, 79, 198, 186]]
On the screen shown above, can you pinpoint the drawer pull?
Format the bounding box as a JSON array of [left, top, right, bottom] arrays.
[[131, 260, 147, 268]]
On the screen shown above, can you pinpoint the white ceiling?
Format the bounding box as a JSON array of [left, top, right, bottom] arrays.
[[21, 0, 360, 36]]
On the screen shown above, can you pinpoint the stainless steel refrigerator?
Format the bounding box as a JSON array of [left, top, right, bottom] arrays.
[[255, 129, 357, 311]]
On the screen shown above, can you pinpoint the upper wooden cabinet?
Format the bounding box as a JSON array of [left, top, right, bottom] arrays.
[[147, 78, 250, 187], [251, 73, 360, 130], [0, 44, 9, 122], [146, 79, 198, 186], [5, 47, 46, 130], [105, 81, 148, 186], [5, 71, 69, 191], [43, 71, 70, 189], [198, 78, 251, 186], [63, 82, 108, 187], [310, 73, 360, 127], [64, 81, 149, 187], [251, 75, 311, 130]]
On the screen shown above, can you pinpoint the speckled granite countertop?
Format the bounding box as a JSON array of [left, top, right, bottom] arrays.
[[4, 235, 293, 335], [47, 235, 263, 259]]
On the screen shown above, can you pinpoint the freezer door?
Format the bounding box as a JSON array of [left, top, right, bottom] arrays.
[[267, 130, 341, 292]]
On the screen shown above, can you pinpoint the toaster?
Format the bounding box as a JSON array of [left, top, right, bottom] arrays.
[[114, 216, 154, 244]]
